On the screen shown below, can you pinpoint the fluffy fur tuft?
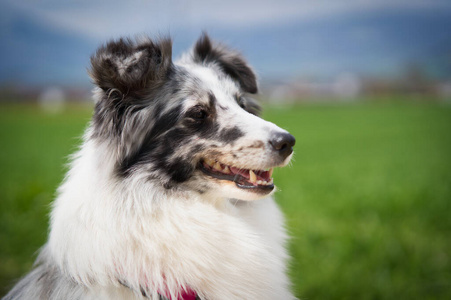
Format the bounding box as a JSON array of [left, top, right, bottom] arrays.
[[4, 34, 296, 300], [89, 37, 173, 96]]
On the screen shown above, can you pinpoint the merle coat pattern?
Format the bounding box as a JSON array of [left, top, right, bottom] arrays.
[[4, 34, 296, 300]]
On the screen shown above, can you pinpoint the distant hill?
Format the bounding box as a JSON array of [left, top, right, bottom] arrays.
[[1, 5, 450, 88]]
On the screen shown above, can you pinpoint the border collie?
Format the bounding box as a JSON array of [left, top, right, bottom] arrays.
[[4, 34, 296, 300]]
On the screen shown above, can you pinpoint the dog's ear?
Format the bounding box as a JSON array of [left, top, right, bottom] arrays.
[[89, 37, 173, 97], [193, 34, 258, 94]]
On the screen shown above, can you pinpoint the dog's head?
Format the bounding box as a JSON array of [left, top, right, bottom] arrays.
[[89, 34, 295, 201]]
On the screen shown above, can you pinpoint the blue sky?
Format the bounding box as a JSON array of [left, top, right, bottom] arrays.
[[1, 0, 450, 88]]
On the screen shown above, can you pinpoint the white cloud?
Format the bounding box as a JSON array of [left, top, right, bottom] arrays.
[[5, 0, 451, 40]]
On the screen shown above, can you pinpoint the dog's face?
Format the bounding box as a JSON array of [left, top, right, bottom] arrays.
[[90, 35, 295, 201]]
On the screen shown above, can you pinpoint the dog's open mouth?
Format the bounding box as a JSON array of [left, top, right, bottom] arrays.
[[199, 158, 275, 192]]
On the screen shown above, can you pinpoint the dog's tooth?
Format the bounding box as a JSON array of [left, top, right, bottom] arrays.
[[214, 162, 222, 171], [269, 168, 274, 177], [269, 178, 274, 185], [223, 166, 231, 174], [205, 158, 215, 166], [249, 170, 257, 183], [257, 180, 262, 185]]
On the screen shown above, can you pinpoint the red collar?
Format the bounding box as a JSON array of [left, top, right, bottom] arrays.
[[119, 280, 198, 299], [161, 288, 198, 300]]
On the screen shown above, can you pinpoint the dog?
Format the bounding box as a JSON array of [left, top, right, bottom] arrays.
[[4, 34, 296, 300]]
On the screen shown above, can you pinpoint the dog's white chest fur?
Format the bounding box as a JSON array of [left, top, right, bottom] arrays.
[[46, 142, 294, 300]]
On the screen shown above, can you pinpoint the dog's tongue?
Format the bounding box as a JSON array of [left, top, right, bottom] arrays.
[[229, 167, 271, 182], [229, 166, 249, 178]]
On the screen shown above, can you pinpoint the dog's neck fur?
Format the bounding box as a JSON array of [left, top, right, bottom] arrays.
[[46, 135, 293, 300]]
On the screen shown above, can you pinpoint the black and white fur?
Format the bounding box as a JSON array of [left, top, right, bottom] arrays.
[[4, 34, 296, 300]]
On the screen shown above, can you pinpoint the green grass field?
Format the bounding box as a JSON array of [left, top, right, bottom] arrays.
[[1, 100, 450, 299]]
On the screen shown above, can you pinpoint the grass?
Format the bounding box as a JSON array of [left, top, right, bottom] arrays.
[[1, 99, 450, 298]]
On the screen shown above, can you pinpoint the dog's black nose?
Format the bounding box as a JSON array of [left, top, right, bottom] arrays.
[[269, 132, 296, 159]]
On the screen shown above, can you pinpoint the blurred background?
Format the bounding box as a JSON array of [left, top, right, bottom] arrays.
[[1, 0, 450, 298]]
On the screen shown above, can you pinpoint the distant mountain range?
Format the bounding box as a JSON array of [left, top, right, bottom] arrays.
[[1, 6, 450, 88]]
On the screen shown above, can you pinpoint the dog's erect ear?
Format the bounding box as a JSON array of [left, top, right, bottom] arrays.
[[89, 37, 173, 96], [193, 34, 258, 94]]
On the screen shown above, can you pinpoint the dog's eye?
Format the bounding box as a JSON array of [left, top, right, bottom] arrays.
[[237, 97, 246, 109], [187, 106, 208, 121]]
